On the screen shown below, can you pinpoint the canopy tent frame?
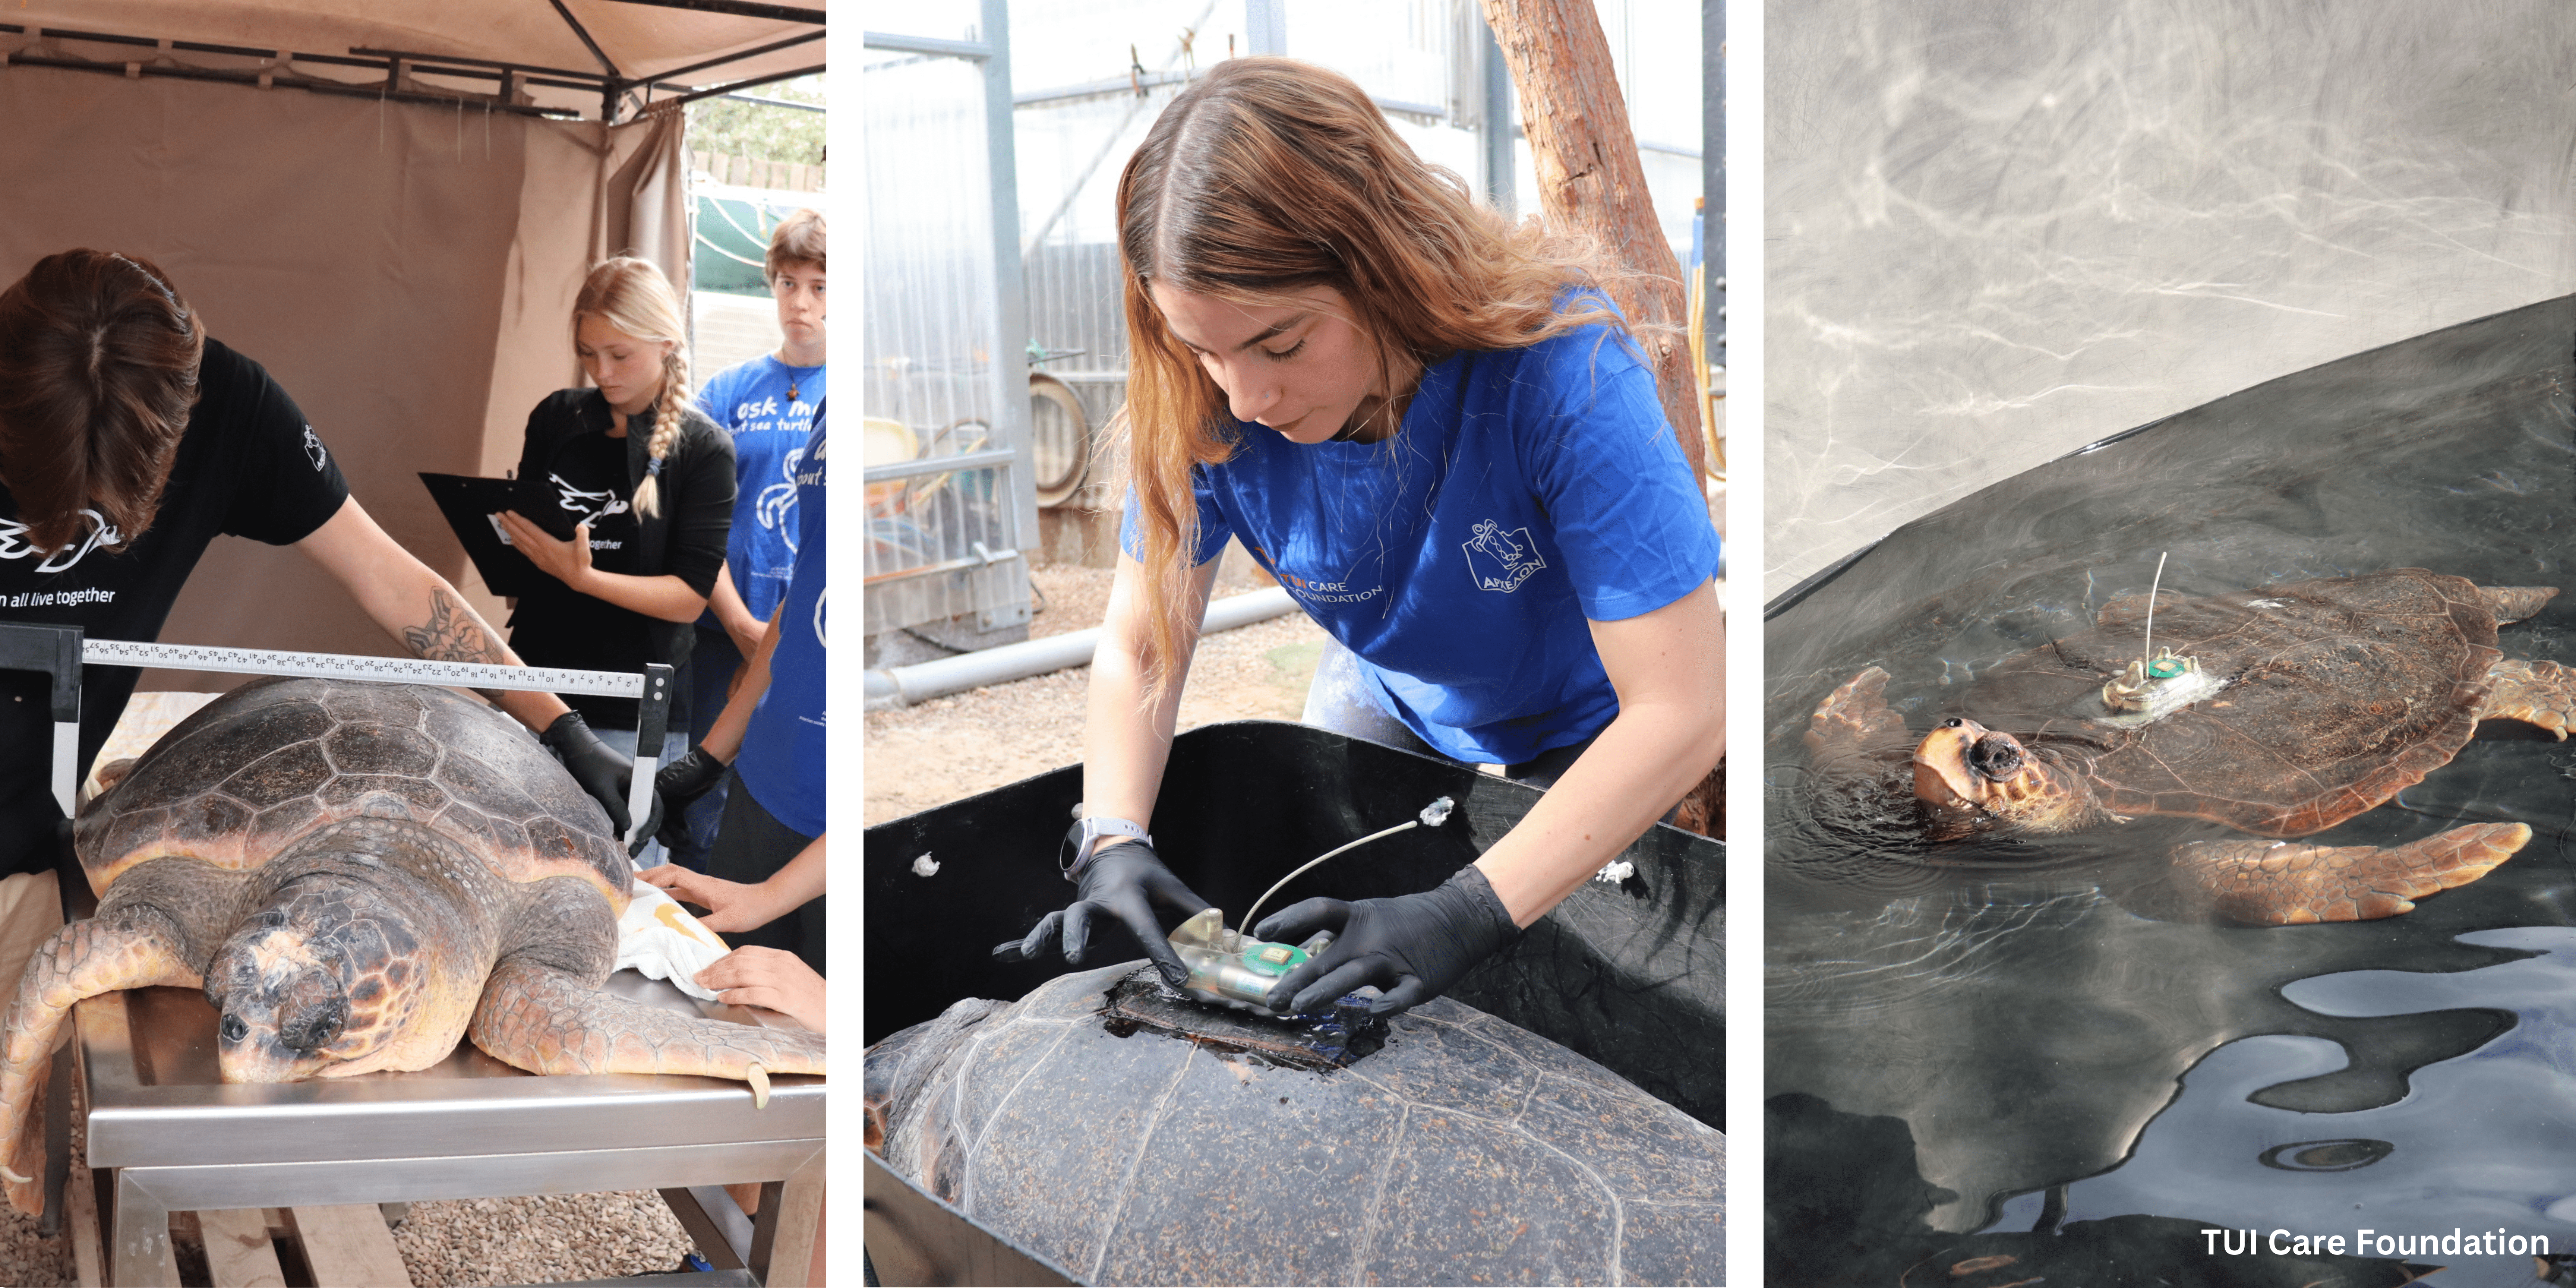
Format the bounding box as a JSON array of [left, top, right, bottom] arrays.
[[0, 7, 819, 123]]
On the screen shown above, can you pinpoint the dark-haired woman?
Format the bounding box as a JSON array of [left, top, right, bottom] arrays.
[[496, 257, 735, 866], [0, 249, 648, 1175], [998, 58, 1723, 1019]]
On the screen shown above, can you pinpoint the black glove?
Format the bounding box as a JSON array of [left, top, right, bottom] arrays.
[[653, 746, 729, 851], [991, 840, 1213, 987], [539, 711, 633, 837], [1255, 865, 1521, 1016]]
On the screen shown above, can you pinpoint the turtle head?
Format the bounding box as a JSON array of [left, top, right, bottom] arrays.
[[1912, 717, 2100, 834], [206, 874, 418, 1083]]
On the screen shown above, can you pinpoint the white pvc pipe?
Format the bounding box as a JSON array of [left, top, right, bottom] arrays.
[[865, 586, 1300, 709]]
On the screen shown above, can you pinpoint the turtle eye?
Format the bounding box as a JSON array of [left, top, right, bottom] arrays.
[[220, 1016, 248, 1044], [1941, 717, 1967, 729], [1967, 733, 2025, 780]]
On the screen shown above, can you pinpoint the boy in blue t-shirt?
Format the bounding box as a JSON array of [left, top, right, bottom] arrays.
[[672, 208, 825, 870], [643, 416, 827, 975]]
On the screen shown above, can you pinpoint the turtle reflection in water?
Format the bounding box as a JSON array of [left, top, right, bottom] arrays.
[[0, 677, 825, 1214], [865, 962, 1726, 1286], [1806, 569, 2573, 923]]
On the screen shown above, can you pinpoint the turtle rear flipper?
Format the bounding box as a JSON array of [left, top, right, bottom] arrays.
[[2478, 659, 2575, 739], [0, 907, 205, 1213], [2171, 822, 2529, 925], [469, 958, 825, 1099]]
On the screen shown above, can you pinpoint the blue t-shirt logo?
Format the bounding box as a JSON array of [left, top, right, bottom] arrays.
[[1464, 519, 1547, 593], [759, 446, 805, 553]]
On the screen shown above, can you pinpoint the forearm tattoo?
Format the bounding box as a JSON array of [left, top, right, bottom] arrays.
[[403, 587, 510, 703]]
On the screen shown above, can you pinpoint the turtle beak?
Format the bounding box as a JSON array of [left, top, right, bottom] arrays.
[[1912, 719, 1993, 810]]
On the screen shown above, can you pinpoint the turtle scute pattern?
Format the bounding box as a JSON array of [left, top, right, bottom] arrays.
[[1974, 571, 2504, 837], [77, 677, 626, 898], [868, 963, 1726, 1287]]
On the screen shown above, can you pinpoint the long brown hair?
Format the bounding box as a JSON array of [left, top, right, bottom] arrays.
[[1117, 56, 1624, 696], [572, 258, 692, 517], [0, 249, 207, 555]]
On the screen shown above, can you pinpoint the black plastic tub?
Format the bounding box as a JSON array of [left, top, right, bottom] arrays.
[[1763, 294, 2576, 1285], [864, 718, 1726, 1129]]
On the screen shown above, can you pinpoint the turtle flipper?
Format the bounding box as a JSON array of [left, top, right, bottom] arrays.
[[469, 958, 825, 1094], [1805, 666, 1908, 759], [2478, 659, 2575, 739], [0, 908, 202, 1213], [2171, 822, 2530, 925]]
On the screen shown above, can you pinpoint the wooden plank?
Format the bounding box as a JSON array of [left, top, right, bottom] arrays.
[[63, 1159, 102, 1287], [197, 1208, 285, 1288], [288, 1204, 413, 1288], [65, 1042, 102, 1287]]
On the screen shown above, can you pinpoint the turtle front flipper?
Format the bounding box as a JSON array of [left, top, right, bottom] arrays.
[[0, 906, 204, 1213], [470, 957, 826, 1099], [2479, 585, 2558, 625], [2478, 659, 2575, 739], [2171, 822, 2530, 925], [1806, 666, 1908, 759]]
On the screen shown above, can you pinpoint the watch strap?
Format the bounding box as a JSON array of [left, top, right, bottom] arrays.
[[1062, 813, 1151, 882]]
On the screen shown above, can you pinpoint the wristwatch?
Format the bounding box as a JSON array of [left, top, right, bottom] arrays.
[[1061, 811, 1151, 882]]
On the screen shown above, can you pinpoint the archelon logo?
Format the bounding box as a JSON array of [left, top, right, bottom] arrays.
[[1463, 519, 1546, 593]]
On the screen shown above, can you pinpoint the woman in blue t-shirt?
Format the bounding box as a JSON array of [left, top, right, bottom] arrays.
[[998, 57, 1723, 1019]]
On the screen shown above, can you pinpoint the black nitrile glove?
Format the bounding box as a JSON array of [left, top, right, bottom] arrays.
[[653, 747, 729, 851], [991, 840, 1213, 988], [1255, 865, 1521, 1016], [540, 711, 633, 837]]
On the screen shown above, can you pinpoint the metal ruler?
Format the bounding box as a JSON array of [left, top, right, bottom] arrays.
[[0, 626, 670, 850], [78, 639, 646, 696]]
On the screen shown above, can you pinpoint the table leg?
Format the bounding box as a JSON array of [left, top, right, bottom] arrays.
[[748, 1148, 824, 1288], [110, 1169, 177, 1288]]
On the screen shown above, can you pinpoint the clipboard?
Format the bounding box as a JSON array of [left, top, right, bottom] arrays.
[[419, 473, 573, 597]]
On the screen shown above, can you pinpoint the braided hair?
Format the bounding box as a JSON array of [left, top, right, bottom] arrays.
[[571, 257, 692, 517]]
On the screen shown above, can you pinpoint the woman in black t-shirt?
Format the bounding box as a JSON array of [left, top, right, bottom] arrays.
[[498, 258, 735, 865]]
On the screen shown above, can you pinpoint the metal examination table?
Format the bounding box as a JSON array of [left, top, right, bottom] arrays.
[[72, 970, 824, 1287], [0, 626, 827, 1286]]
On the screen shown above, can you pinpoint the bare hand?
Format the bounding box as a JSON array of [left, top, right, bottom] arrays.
[[640, 864, 792, 934], [694, 946, 825, 1032], [496, 511, 593, 591]]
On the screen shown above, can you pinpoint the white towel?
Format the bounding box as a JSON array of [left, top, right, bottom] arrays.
[[616, 866, 733, 1002]]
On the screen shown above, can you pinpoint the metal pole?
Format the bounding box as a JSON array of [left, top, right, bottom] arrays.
[[981, 0, 1035, 633], [1481, 9, 1514, 215], [1704, 0, 1725, 373], [1245, 0, 1287, 54]]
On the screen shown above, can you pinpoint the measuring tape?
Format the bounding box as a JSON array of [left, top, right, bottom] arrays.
[[28, 635, 669, 849]]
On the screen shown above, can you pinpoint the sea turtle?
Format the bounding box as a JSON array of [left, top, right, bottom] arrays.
[[0, 677, 826, 1214], [864, 961, 1726, 1287], [1803, 568, 2575, 924]]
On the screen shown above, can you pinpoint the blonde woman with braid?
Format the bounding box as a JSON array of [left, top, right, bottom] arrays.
[[499, 258, 736, 864]]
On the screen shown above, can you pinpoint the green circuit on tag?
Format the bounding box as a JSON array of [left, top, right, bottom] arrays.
[[1240, 941, 1308, 976]]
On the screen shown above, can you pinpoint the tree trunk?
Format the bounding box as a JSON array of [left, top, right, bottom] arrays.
[[1480, 0, 1706, 481]]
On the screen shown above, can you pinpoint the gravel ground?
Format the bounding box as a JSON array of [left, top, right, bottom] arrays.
[[866, 549, 1331, 825], [394, 1190, 695, 1285], [0, 1070, 82, 1287]]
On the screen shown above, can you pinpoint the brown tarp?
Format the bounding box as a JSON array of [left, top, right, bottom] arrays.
[[0, 56, 693, 685]]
